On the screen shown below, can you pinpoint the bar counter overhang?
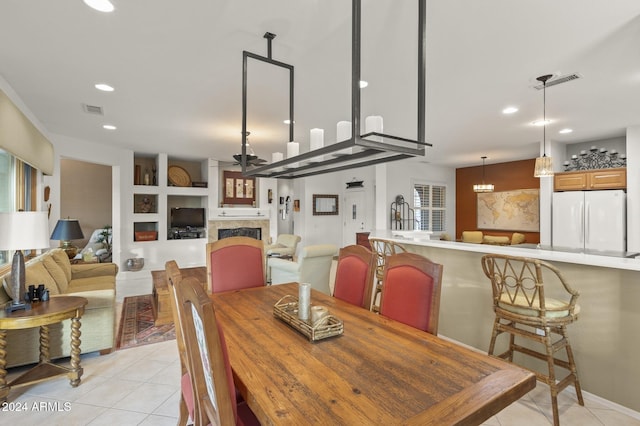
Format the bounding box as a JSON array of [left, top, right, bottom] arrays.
[[369, 230, 640, 414]]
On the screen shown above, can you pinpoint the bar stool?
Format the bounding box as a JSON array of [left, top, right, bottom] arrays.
[[481, 254, 584, 426], [369, 238, 406, 312]]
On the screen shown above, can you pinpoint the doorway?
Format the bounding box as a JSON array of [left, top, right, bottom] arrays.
[[343, 190, 366, 246], [60, 158, 113, 250]]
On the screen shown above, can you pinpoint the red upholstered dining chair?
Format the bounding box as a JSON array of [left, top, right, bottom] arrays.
[[206, 236, 265, 293], [165, 260, 195, 426], [174, 273, 260, 426], [379, 252, 443, 335], [333, 245, 375, 309]]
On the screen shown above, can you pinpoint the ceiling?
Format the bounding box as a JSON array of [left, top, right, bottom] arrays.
[[1, 0, 640, 169]]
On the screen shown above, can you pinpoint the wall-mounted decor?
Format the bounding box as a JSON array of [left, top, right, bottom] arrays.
[[294, 199, 300, 212], [477, 189, 539, 232], [313, 194, 339, 215], [563, 146, 627, 171], [222, 170, 256, 205]]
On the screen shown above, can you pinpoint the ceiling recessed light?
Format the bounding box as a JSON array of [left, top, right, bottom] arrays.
[[83, 0, 114, 13], [95, 83, 114, 92], [103, 124, 116, 130], [283, 119, 295, 124], [359, 80, 368, 88], [502, 106, 518, 114], [532, 119, 551, 126], [559, 128, 573, 134]]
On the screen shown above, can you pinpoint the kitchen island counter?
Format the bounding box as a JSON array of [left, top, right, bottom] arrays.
[[369, 230, 640, 414]]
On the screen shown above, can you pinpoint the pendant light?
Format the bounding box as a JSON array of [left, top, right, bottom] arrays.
[[473, 156, 494, 193], [534, 74, 554, 177]]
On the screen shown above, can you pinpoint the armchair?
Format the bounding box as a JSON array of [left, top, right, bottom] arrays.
[[265, 234, 301, 258], [269, 244, 338, 295]]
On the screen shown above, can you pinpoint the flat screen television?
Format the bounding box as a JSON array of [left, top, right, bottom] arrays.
[[170, 207, 205, 229]]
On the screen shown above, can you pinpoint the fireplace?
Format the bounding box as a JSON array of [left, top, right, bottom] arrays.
[[218, 227, 262, 240], [208, 218, 269, 243]]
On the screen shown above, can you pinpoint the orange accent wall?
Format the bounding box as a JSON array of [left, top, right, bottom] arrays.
[[456, 158, 540, 243]]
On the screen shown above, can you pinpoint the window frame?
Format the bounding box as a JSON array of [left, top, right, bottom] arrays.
[[0, 150, 38, 269], [410, 179, 447, 233]]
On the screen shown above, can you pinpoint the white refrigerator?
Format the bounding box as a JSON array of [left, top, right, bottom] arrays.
[[552, 190, 626, 252]]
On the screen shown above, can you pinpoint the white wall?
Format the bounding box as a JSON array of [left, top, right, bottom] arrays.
[[626, 127, 640, 252], [385, 159, 457, 238]]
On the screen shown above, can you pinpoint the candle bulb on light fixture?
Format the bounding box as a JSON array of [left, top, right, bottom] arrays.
[[310, 128, 324, 162], [271, 152, 284, 172], [336, 121, 352, 155], [287, 141, 299, 168], [365, 115, 383, 143]]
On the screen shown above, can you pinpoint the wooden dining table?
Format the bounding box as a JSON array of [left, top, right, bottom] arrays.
[[209, 283, 536, 425]]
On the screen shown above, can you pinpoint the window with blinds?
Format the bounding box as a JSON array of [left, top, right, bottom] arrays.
[[413, 183, 446, 232], [0, 149, 37, 269]]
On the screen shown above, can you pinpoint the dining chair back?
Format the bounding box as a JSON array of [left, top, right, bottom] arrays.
[[206, 236, 265, 293], [481, 254, 583, 426], [369, 238, 407, 312], [333, 245, 375, 308], [174, 274, 260, 426], [379, 252, 443, 335], [165, 260, 195, 426]]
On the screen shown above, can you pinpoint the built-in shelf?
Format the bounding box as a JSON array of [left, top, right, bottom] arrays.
[[133, 194, 158, 214]]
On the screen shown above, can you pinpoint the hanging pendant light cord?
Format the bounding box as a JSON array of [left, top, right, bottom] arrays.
[[536, 74, 553, 158], [482, 156, 486, 183], [542, 79, 547, 157]]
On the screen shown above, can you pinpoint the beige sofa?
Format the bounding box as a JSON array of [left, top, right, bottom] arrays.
[[461, 231, 526, 245], [0, 248, 117, 368], [265, 234, 301, 258]]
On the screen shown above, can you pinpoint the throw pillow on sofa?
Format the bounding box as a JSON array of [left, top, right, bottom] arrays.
[[51, 248, 73, 282], [42, 255, 70, 292], [1, 261, 61, 299]]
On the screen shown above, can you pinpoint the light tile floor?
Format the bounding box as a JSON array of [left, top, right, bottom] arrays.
[[3, 339, 640, 426], [2, 295, 640, 426]]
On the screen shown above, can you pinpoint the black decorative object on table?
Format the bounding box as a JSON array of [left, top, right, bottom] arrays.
[[25, 284, 49, 303]]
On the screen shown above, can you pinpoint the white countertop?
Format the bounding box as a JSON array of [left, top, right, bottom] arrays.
[[369, 230, 640, 272]]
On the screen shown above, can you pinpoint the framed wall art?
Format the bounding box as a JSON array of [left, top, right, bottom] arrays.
[[222, 170, 256, 205], [313, 194, 339, 215]]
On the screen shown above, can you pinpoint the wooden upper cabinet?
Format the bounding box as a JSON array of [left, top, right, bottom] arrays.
[[554, 168, 626, 191], [589, 168, 627, 189], [554, 171, 588, 191]]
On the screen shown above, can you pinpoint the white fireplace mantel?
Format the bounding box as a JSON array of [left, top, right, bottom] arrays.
[[208, 209, 270, 243], [212, 207, 270, 219]]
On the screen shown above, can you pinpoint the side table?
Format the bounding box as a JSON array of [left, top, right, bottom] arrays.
[[0, 295, 88, 402]]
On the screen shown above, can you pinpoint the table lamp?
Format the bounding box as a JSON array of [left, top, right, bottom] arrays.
[[50, 218, 84, 259], [0, 211, 50, 312]]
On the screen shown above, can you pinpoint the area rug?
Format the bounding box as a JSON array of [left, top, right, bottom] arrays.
[[116, 294, 175, 350]]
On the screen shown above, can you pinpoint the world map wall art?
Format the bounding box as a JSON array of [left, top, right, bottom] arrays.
[[477, 189, 539, 232]]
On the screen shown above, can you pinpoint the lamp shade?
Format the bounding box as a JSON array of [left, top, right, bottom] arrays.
[[534, 156, 554, 177], [0, 211, 50, 251], [50, 219, 84, 241]]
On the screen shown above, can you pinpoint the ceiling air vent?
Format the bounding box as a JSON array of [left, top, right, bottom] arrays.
[[82, 103, 104, 115], [533, 73, 581, 90]]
